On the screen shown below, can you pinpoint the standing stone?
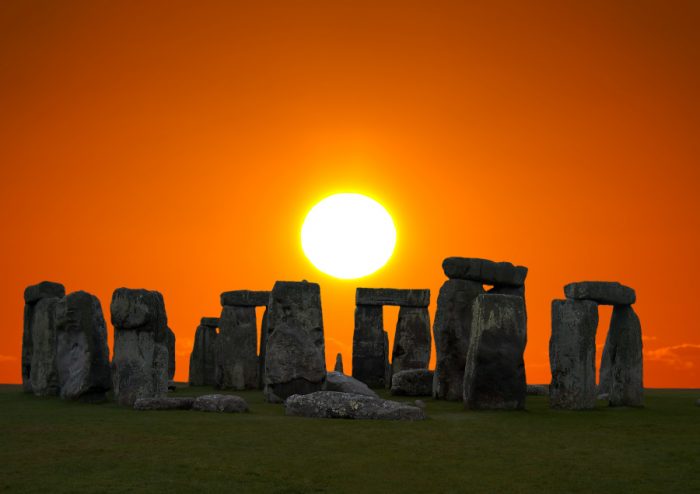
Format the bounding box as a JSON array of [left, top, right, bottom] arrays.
[[258, 307, 269, 390], [188, 317, 218, 386], [334, 353, 344, 373], [30, 297, 62, 396], [110, 288, 169, 407], [605, 305, 644, 407], [549, 299, 599, 410], [383, 331, 391, 390], [22, 281, 65, 393], [392, 306, 431, 375], [463, 294, 527, 410], [166, 327, 176, 381], [264, 281, 326, 402], [391, 369, 434, 396], [216, 305, 258, 390], [352, 305, 386, 388], [55, 291, 111, 401], [432, 279, 483, 400]]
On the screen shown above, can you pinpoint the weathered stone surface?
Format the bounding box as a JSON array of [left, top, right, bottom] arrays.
[[442, 257, 528, 286], [391, 369, 434, 396], [324, 371, 378, 398], [549, 299, 598, 410], [29, 297, 61, 396], [392, 306, 431, 375], [166, 327, 176, 380], [383, 331, 391, 390], [55, 291, 111, 401], [200, 317, 219, 327], [355, 288, 430, 307], [488, 285, 525, 297], [352, 305, 386, 388], [22, 281, 65, 393], [284, 391, 426, 420], [192, 394, 249, 413], [334, 353, 344, 373], [604, 305, 644, 407], [110, 288, 169, 406], [258, 308, 269, 390], [220, 290, 270, 307], [526, 384, 549, 396], [432, 279, 484, 401], [133, 397, 195, 411], [564, 282, 636, 306], [215, 305, 258, 390], [264, 281, 326, 402], [464, 294, 527, 410], [189, 323, 217, 386]]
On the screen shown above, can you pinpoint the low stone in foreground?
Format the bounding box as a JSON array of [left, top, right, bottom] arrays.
[[284, 391, 426, 420], [192, 394, 249, 413], [133, 397, 195, 410], [323, 371, 378, 398], [391, 369, 434, 396]]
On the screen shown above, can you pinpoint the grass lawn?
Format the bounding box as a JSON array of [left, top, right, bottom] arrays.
[[1, 385, 698, 493]]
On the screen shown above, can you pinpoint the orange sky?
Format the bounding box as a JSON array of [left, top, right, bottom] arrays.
[[1, 0, 699, 387]]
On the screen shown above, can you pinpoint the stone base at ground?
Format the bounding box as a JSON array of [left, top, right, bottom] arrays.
[[284, 391, 426, 420], [391, 369, 434, 396]]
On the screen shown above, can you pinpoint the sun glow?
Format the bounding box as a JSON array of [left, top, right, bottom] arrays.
[[301, 193, 397, 279]]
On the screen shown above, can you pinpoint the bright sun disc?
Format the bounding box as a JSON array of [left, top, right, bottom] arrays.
[[302, 193, 396, 279]]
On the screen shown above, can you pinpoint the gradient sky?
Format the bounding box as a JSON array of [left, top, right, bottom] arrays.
[[1, 0, 699, 387]]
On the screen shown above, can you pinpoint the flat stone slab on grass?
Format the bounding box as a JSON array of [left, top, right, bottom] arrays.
[[564, 281, 636, 305], [442, 257, 527, 286], [192, 394, 249, 413], [284, 391, 426, 420], [324, 372, 378, 398], [391, 369, 434, 396], [355, 288, 430, 307], [133, 397, 195, 410], [220, 290, 271, 307]]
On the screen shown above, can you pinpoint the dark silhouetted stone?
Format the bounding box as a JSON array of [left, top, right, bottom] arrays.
[[55, 291, 111, 401], [110, 288, 169, 407], [564, 281, 636, 306], [383, 331, 391, 390], [356, 288, 430, 307], [352, 305, 386, 388], [192, 394, 249, 413], [334, 353, 344, 373], [463, 294, 527, 410], [392, 307, 431, 375], [526, 384, 549, 396], [324, 371, 378, 397], [220, 290, 270, 307], [215, 305, 258, 390], [604, 305, 644, 407], [549, 299, 598, 410], [432, 279, 484, 400], [264, 281, 326, 402], [284, 391, 426, 420], [133, 397, 195, 410], [24, 281, 65, 304], [189, 320, 218, 386], [166, 327, 176, 380], [442, 257, 528, 286], [200, 317, 219, 327], [391, 369, 434, 396], [29, 297, 61, 396], [488, 285, 525, 297]]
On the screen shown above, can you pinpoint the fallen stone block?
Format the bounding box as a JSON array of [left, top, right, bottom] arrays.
[[133, 397, 195, 410], [284, 391, 426, 420], [192, 394, 249, 413]]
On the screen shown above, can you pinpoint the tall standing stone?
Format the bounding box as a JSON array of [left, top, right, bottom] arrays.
[[166, 327, 176, 381], [110, 288, 169, 407], [30, 298, 62, 396], [264, 281, 326, 402], [549, 299, 599, 410], [463, 294, 527, 410], [55, 291, 111, 401], [189, 317, 218, 386], [352, 305, 386, 388], [216, 305, 258, 390], [605, 305, 644, 407], [22, 281, 65, 393], [392, 306, 431, 375], [432, 279, 483, 400]]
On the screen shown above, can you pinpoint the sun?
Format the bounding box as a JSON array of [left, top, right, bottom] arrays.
[[301, 193, 397, 279]]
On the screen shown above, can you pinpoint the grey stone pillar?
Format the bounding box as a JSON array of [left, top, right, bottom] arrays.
[[352, 305, 386, 388], [391, 306, 430, 375]]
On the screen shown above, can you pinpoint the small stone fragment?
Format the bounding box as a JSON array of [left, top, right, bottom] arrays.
[[192, 394, 249, 413], [334, 353, 344, 373]]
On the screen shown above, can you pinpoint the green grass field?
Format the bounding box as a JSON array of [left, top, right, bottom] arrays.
[[1, 385, 698, 493]]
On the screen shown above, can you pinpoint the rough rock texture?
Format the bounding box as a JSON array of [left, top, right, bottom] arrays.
[[22, 281, 65, 393], [200, 317, 219, 327], [188, 321, 218, 386], [442, 257, 528, 286], [549, 299, 599, 410], [334, 353, 344, 373], [604, 305, 644, 407], [432, 279, 484, 400], [526, 384, 549, 396], [392, 306, 431, 375], [192, 394, 249, 413], [383, 331, 391, 390], [355, 288, 430, 307], [391, 369, 434, 396], [264, 281, 326, 403], [323, 371, 379, 398], [696, 399, 700, 407], [284, 391, 426, 420], [220, 290, 270, 307], [463, 294, 527, 410], [133, 397, 195, 410], [29, 297, 62, 396], [55, 291, 111, 401], [352, 305, 386, 388], [488, 285, 525, 297], [258, 308, 269, 389], [110, 288, 169, 407], [216, 305, 258, 390], [166, 327, 176, 380], [564, 281, 636, 306]]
